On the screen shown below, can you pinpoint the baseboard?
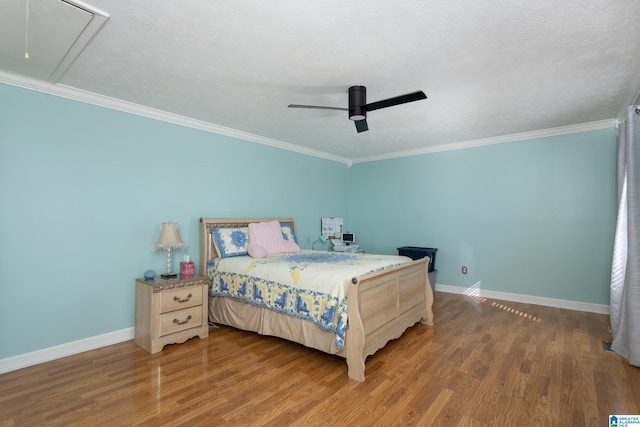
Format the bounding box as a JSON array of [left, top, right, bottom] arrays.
[[435, 284, 610, 315], [0, 327, 134, 375]]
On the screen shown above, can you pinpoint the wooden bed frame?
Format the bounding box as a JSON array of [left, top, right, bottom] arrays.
[[199, 217, 434, 381]]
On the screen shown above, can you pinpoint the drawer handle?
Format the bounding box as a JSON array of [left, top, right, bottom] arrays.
[[173, 293, 192, 303], [173, 315, 192, 325]]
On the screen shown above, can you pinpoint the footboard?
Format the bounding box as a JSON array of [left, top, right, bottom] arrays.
[[345, 257, 433, 381]]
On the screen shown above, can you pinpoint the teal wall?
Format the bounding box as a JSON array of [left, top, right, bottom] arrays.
[[0, 83, 349, 358], [0, 81, 620, 360], [349, 130, 618, 305]]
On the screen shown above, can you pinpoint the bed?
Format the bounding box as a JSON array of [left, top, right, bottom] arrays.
[[199, 217, 434, 381]]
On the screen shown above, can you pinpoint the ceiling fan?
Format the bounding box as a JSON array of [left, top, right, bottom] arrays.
[[288, 86, 427, 133]]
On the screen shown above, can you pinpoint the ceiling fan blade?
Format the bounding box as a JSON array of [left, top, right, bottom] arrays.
[[365, 91, 427, 112], [287, 104, 347, 111], [354, 119, 368, 133]]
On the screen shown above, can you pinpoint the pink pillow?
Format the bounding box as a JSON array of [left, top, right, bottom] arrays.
[[248, 221, 300, 256], [248, 244, 267, 259]]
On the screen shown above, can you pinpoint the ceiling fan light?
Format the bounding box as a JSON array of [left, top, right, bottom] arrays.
[[348, 85, 367, 121]]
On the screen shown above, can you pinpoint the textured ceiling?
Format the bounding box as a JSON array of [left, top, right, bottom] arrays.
[[1, 0, 639, 163]]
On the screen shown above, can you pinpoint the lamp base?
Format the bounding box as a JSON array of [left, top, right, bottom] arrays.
[[160, 273, 178, 279]]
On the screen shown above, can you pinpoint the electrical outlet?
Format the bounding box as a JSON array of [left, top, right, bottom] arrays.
[[462, 266, 468, 275]]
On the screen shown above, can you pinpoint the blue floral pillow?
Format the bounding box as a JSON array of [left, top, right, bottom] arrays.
[[280, 223, 297, 243], [211, 227, 249, 258]]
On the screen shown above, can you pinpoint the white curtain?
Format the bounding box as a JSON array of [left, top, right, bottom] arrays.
[[610, 105, 640, 367]]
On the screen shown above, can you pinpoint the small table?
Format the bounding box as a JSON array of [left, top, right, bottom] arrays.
[[134, 275, 209, 353]]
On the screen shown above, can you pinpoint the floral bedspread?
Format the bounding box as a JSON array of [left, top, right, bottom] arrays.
[[207, 250, 411, 350]]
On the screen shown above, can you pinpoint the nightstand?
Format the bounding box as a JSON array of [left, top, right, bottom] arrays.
[[135, 275, 209, 353]]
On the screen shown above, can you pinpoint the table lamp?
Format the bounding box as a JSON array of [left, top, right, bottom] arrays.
[[153, 222, 186, 279], [312, 234, 328, 250]]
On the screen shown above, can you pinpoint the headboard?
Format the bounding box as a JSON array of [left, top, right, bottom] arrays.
[[199, 217, 296, 276]]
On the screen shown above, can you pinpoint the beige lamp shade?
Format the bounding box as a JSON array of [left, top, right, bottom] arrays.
[[153, 222, 186, 250]]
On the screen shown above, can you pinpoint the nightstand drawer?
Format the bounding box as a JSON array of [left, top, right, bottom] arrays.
[[160, 286, 203, 313], [160, 306, 203, 337]]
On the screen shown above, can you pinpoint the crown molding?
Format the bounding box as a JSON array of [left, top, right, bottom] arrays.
[[0, 70, 617, 167], [0, 71, 351, 166], [351, 119, 617, 164]]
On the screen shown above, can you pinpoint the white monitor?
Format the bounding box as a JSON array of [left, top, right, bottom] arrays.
[[341, 232, 355, 245]]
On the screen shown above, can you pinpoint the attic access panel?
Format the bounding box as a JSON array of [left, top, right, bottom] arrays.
[[0, 0, 108, 83]]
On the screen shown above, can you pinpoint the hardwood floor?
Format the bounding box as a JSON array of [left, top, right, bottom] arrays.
[[2, 292, 639, 426]]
